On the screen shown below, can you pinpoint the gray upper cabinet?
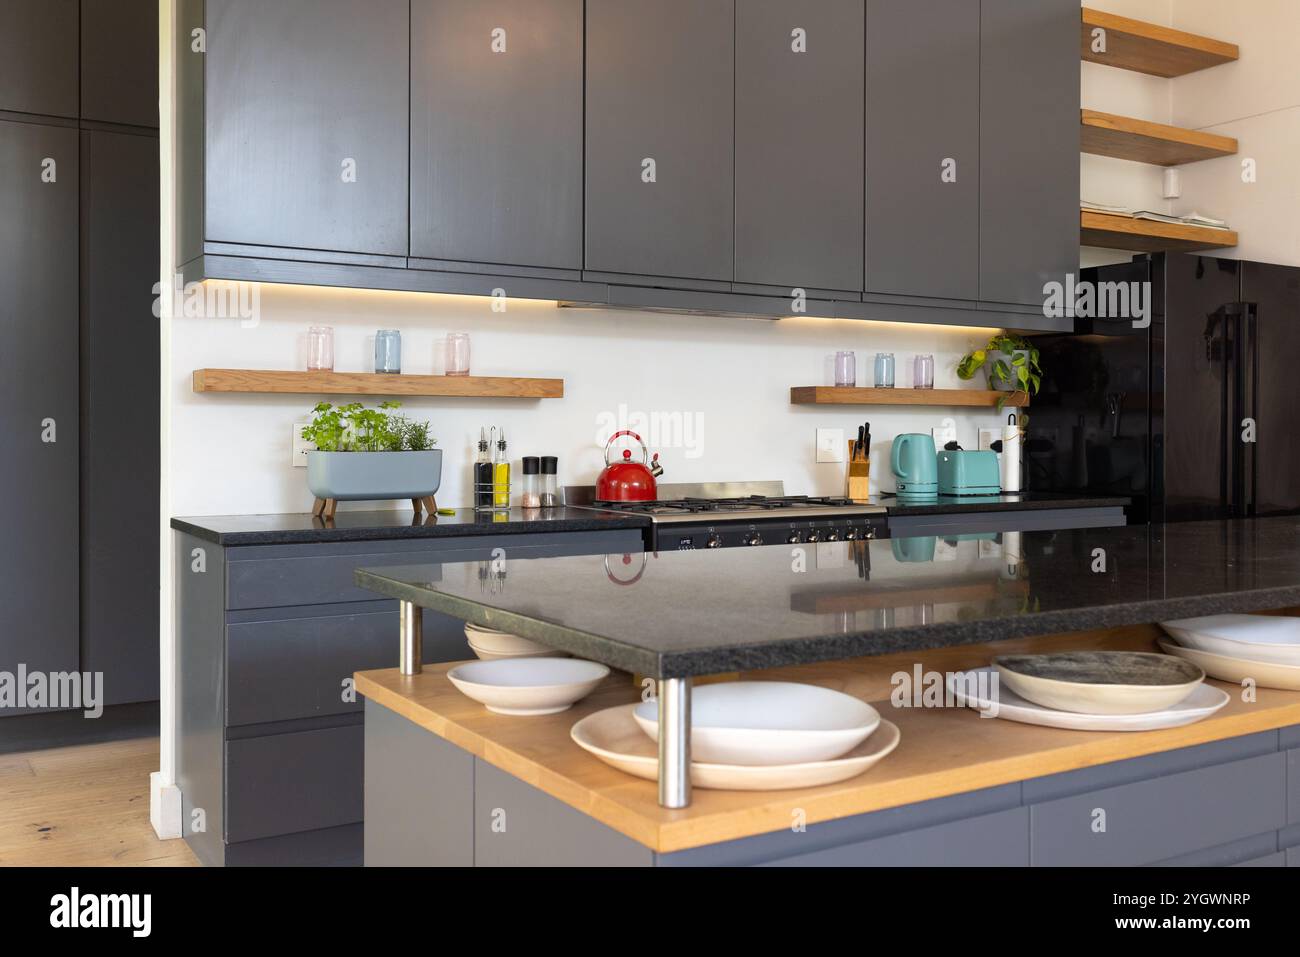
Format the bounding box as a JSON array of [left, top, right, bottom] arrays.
[[410, 0, 583, 273], [979, 0, 1080, 307], [735, 0, 864, 294], [585, 0, 735, 283], [204, 0, 410, 258], [865, 0, 979, 301], [81, 0, 160, 128], [0, 0, 79, 118], [0, 120, 80, 711]]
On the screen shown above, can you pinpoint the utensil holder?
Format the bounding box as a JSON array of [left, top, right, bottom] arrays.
[[845, 439, 870, 501]]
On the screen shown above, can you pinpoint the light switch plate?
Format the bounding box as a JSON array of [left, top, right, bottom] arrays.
[[816, 428, 844, 463], [291, 423, 315, 467]]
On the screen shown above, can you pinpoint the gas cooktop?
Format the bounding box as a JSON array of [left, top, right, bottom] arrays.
[[568, 482, 887, 547]]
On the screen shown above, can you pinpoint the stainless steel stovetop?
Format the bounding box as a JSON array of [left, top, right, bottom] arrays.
[[568, 482, 887, 548]]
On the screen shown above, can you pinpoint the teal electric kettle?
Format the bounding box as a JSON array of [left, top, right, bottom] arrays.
[[891, 433, 938, 496]]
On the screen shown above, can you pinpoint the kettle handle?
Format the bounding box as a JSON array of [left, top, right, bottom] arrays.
[[604, 430, 648, 467], [891, 434, 907, 477]]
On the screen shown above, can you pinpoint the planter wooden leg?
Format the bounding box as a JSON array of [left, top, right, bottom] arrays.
[[411, 498, 423, 515], [323, 498, 338, 519], [312, 498, 326, 517], [423, 496, 438, 514]]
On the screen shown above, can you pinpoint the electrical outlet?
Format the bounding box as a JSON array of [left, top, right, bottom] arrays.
[[291, 423, 315, 467], [978, 428, 1001, 452], [816, 428, 844, 463]]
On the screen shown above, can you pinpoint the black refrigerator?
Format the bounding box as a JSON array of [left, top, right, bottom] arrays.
[[1025, 252, 1300, 524]]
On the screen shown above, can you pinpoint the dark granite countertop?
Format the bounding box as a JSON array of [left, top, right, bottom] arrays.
[[880, 492, 1130, 516], [171, 507, 651, 546], [355, 517, 1300, 678]]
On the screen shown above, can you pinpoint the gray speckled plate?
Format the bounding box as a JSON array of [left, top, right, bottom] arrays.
[[992, 651, 1205, 715]]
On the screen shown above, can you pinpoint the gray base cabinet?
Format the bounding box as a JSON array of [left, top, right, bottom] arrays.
[[365, 701, 1300, 868], [176, 527, 644, 866]]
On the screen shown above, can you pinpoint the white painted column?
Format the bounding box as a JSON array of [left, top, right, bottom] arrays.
[[150, 0, 182, 841]]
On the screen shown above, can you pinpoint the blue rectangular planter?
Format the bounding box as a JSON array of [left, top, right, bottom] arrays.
[[306, 450, 443, 501]]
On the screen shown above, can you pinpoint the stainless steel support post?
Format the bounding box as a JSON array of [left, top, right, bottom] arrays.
[[399, 601, 423, 675], [657, 677, 692, 808]]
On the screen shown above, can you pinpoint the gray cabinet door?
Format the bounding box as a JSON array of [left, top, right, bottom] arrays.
[[735, 0, 863, 293], [979, 0, 1079, 307], [585, 0, 735, 283], [865, 0, 978, 301], [81, 130, 161, 706], [204, 0, 409, 257], [80, 0, 159, 128], [0, 0, 78, 118], [410, 0, 583, 272], [0, 120, 79, 713]]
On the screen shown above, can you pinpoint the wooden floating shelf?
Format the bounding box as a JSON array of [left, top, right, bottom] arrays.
[[192, 369, 564, 398], [1080, 210, 1238, 253], [1081, 7, 1238, 77], [1081, 109, 1237, 166], [790, 387, 1028, 409]]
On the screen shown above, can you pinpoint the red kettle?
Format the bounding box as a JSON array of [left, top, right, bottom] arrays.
[[597, 430, 663, 502]]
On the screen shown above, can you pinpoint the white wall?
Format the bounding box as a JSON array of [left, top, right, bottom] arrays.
[[172, 286, 1008, 512], [1170, 0, 1300, 266]]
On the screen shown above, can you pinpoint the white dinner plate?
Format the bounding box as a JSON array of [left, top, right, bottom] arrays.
[[1157, 638, 1300, 691], [633, 681, 880, 766], [946, 667, 1229, 731], [571, 703, 899, 790], [1159, 614, 1300, 666]]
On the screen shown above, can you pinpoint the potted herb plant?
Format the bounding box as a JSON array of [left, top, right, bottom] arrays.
[[301, 401, 441, 511], [957, 334, 1043, 407]]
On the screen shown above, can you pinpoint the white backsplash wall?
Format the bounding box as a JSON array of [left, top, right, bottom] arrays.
[[170, 282, 1012, 515]]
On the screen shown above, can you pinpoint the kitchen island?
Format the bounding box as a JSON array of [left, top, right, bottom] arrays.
[[355, 517, 1300, 866]]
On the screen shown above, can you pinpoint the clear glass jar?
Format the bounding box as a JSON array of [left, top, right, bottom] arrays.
[[874, 352, 895, 388], [375, 329, 402, 374], [307, 326, 334, 371], [446, 332, 471, 376], [520, 456, 542, 508], [913, 354, 935, 389], [834, 351, 856, 387], [540, 456, 559, 507]]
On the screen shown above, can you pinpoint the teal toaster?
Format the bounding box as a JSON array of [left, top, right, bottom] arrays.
[[937, 450, 1001, 496]]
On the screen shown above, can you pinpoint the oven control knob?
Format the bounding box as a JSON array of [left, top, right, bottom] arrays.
[[806, 530, 822, 543], [826, 530, 840, 541], [745, 533, 764, 546], [705, 534, 723, 548], [786, 532, 802, 544], [844, 528, 860, 541]]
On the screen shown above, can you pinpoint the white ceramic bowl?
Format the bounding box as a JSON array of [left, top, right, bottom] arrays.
[[633, 681, 879, 766], [463, 624, 567, 658], [466, 639, 562, 662], [1158, 638, 1300, 691], [447, 658, 609, 715], [1160, 614, 1300, 666]]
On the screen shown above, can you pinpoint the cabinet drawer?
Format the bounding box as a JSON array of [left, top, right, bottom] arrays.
[[1029, 753, 1286, 866], [762, 807, 1029, 867], [226, 533, 641, 611], [226, 609, 472, 727], [225, 725, 363, 843]]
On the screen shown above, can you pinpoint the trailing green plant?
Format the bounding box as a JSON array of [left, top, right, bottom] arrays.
[[301, 401, 436, 452], [956, 333, 1043, 412]]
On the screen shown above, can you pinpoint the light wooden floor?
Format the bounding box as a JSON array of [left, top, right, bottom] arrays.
[[0, 737, 198, 867]]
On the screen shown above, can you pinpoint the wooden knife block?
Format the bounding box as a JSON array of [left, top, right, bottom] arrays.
[[845, 440, 870, 502]]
